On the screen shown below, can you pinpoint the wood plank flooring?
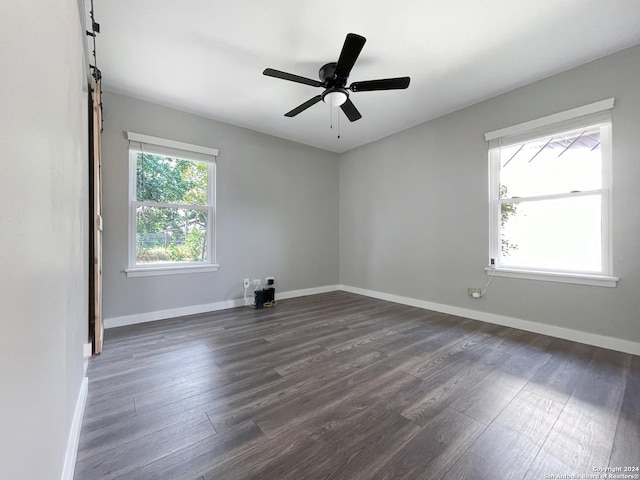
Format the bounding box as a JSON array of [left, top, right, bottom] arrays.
[[75, 291, 640, 480]]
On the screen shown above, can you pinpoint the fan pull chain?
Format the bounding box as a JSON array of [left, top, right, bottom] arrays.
[[329, 102, 333, 130], [328, 104, 341, 140]]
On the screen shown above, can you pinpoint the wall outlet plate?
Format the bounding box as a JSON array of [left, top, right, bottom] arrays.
[[266, 276, 275, 285], [467, 287, 481, 297], [243, 278, 250, 288]]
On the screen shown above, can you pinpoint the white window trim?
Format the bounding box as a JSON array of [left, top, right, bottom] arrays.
[[486, 99, 618, 287], [485, 267, 618, 288], [484, 98, 615, 142], [126, 132, 219, 157], [125, 132, 218, 277], [126, 264, 220, 278]]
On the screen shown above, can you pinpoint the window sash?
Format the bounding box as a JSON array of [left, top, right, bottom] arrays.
[[135, 152, 210, 206], [499, 189, 603, 204], [497, 192, 605, 274], [133, 200, 211, 211], [127, 143, 217, 270], [488, 121, 612, 277], [132, 204, 213, 266]]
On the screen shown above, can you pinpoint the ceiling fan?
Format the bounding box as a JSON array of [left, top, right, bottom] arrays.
[[263, 33, 410, 122]]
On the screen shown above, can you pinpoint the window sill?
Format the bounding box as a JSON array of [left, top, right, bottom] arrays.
[[125, 264, 219, 278], [485, 267, 618, 288]]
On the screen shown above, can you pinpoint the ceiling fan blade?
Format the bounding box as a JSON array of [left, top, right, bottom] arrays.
[[350, 77, 411, 92], [284, 95, 323, 117], [334, 33, 366, 79], [263, 68, 323, 88], [340, 98, 362, 122]]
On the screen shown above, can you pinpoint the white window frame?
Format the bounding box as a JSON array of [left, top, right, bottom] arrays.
[[125, 132, 219, 277], [485, 98, 618, 288]]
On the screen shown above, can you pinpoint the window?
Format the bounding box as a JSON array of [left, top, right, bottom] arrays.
[[126, 132, 218, 277], [485, 99, 618, 287]]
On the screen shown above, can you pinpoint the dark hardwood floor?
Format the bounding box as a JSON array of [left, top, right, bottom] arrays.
[[75, 291, 640, 480]]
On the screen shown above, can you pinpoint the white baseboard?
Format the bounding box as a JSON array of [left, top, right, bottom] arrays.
[[61, 376, 88, 480], [276, 284, 340, 300], [105, 298, 244, 329], [338, 284, 640, 356], [104, 285, 340, 329]]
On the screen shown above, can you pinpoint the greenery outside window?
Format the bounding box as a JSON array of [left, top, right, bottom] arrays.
[[485, 99, 618, 287], [126, 132, 218, 277]]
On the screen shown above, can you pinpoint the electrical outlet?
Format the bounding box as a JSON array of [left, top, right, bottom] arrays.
[[266, 276, 275, 285], [467, 288, 481, 297], [243, 278, 250, 288]]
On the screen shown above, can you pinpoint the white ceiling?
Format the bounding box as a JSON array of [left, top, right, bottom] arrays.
[[92, 1, 640, 153]]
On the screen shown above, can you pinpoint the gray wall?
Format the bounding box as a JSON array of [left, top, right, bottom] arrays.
[[0, 0, 88, 478], [101, 92, 340, 319], [340, 44, 640, 343]]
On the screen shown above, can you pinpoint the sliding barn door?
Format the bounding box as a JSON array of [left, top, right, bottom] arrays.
[[89, 81, 104, 354]]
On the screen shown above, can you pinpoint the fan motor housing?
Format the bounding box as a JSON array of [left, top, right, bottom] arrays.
[[319, 62, 346, 87]]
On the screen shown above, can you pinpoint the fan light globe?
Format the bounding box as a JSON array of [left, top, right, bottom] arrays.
[[323, 90, 348, 107]]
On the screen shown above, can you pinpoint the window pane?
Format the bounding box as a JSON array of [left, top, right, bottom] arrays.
[[136, 205, 208, 264], [136, 153, 208, 205], [500, 125, 602, 198], [500, 195, 601, 272]]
